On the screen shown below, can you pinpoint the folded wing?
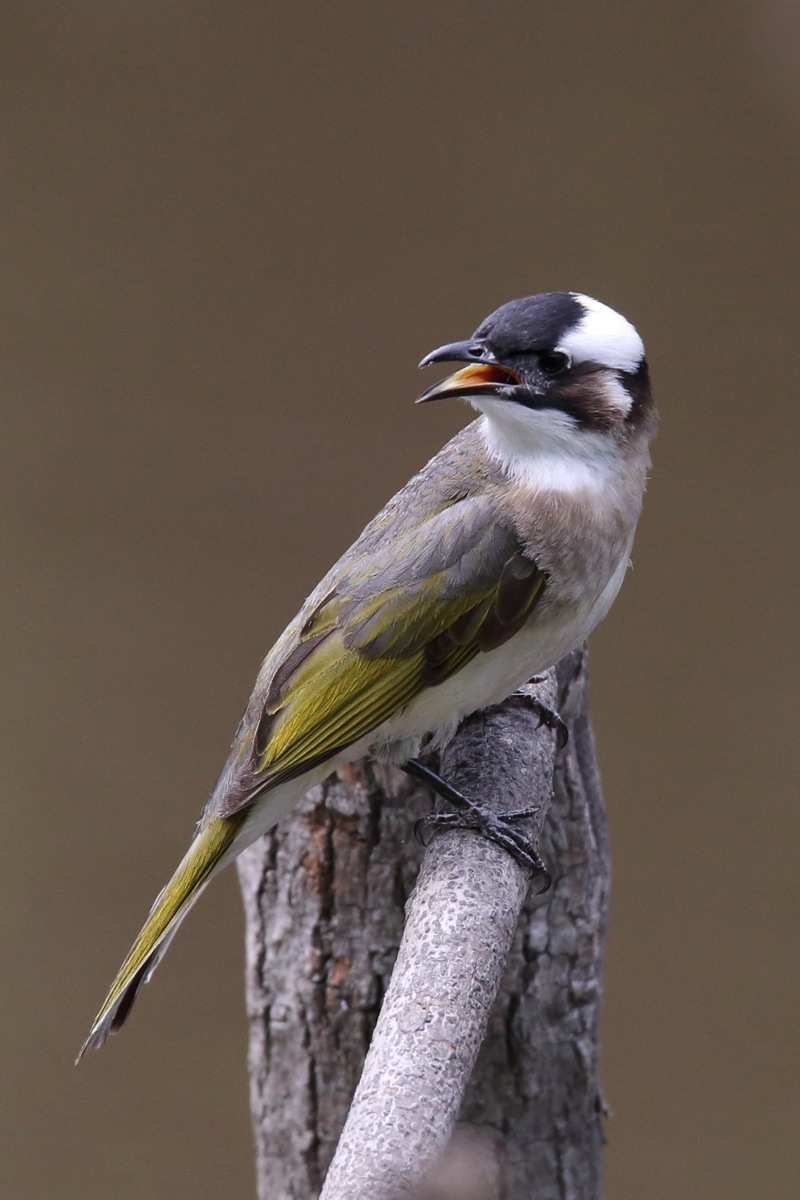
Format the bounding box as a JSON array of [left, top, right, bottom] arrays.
[[214, 495, 546, 817]]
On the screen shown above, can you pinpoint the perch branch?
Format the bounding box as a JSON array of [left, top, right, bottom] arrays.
[[319, 671, 560, 1200]]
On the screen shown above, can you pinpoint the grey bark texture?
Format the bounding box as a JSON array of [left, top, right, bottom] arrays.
[[237, 647, 609, 1200]]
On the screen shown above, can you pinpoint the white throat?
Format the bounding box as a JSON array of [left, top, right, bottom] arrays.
[[477, 401, 620, 494]]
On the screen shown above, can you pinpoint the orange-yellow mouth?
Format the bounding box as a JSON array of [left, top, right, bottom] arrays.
[[416, 362, 521, 404]]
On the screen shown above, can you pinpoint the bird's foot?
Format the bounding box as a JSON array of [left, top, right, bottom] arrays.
[[509, 688, 569, 749], [414, 805, 551, 890], [402, 758, 551, 892]]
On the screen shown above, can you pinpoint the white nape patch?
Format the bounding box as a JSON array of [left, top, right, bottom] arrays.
[[476, 401, 619, 493], [559, 294, 644, 374]]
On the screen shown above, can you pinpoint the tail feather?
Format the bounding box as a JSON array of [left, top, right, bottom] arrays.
[[77, 814, 245, 1060]]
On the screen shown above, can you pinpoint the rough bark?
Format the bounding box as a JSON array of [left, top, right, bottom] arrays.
[[237, 647, 608, 1200]]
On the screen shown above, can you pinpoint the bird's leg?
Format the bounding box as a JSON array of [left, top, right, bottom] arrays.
[[402, 757, 551, 892]]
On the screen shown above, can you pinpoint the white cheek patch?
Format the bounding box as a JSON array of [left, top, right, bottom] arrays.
[[559, 294, 644, 373]]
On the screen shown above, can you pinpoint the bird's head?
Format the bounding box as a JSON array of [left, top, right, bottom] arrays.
[[418, 293, 656, 472]]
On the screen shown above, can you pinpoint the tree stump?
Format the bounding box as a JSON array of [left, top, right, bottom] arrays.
[[237, 647, 609, 1200]]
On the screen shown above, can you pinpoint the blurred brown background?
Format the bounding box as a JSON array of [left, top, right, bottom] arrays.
[[2, 3, 798, 1197]]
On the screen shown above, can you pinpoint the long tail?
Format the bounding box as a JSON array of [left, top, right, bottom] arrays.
[[77, 813, 246, 1059]]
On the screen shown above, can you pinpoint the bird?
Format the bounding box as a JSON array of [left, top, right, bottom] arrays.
[[79, 290, 657, 1057]]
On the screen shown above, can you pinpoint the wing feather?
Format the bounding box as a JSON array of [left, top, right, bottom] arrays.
[[214, 491, 546, 817]]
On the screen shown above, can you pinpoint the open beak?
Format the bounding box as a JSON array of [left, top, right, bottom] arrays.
[[416, 339, 522, 404]]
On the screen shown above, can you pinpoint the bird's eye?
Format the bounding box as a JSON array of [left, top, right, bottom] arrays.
[[539, 351, 571, 377]]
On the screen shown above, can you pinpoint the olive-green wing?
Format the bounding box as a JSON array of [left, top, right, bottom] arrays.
[[216, 497, 546, 815]]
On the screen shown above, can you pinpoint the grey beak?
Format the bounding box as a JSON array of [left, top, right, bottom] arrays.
[[416, 337, 526, 405], [417, 340, 492, 369]]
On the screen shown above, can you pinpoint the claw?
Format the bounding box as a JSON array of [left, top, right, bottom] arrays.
[[532, 701, 569, 749], [412, 816, 430, 847], [507, 690, 569, 749]]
